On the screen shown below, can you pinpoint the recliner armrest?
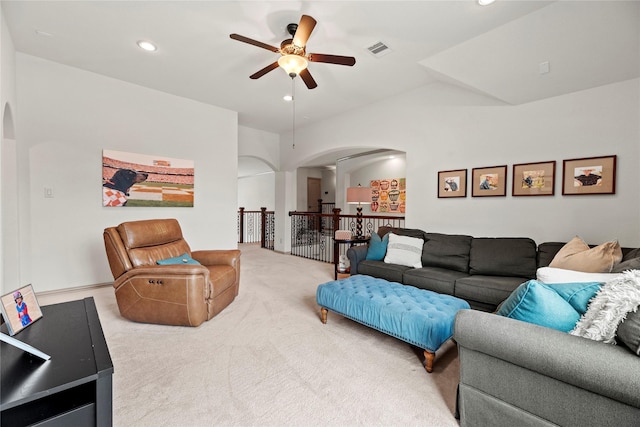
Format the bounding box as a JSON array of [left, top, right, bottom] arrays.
[[192, 249, 241, 269]]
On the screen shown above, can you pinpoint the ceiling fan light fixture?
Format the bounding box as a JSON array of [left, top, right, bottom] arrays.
[[278, 54, 308, 77]]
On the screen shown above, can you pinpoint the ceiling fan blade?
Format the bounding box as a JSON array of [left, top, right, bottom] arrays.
[[230, 34, 280, 53], [250, 62, 280, 79], [292, 15, 317, 48], [299, 68, 318, 90], [308, 53, 356, 66]]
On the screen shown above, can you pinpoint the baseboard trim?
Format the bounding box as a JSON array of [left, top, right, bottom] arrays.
[[36, 282, 112, 297]]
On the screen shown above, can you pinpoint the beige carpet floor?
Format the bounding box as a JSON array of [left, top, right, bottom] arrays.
[[38, 243, 460, 426]]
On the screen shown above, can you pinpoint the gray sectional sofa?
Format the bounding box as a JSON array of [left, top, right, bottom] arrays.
[[347, 226, 640, 425], [347, 226, 542, 311], [455, 309, 640, 426]]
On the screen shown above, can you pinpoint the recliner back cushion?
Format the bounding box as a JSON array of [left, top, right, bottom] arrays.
[[118, 218, 184, 248], [422, 233, 472, 273], [469, 237, 537, 278], [117, 219, 192, 267]]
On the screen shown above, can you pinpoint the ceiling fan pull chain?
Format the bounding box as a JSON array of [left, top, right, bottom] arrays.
[[292, 76, 296, 149]]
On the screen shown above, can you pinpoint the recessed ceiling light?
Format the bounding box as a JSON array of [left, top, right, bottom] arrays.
[[478, 0, 496, 5], [283, 95, 293, 102], [137, 40, 157, 52]]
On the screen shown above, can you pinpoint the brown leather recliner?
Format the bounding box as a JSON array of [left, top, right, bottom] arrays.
[[103, 218, 240, 326]]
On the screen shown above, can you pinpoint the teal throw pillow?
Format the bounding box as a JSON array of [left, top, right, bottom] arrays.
[[545, 282, 602, 315], [496, 280, 581, 332], [366, 232, 389, 261], [156, 253, 201, 265]]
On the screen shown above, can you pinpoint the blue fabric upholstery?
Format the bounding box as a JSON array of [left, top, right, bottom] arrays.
[[156, 252, 201, 265], [316, 275, 470, 352], [496, 280, 581, 332], [365, 232, 389, 260]]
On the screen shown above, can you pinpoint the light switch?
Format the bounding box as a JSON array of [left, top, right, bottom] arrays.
[[44, 187, 54, 198], [539, 61, 550, 74]]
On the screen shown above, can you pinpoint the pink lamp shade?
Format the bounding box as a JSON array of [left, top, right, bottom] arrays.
[[346, 186, 371, 204]]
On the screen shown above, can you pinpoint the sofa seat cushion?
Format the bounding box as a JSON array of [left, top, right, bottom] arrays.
[[207, 265, 237, 297], [403, 267, 468, 295], [455, 275, 528, 307], [469, 237, 537, 278], [357, 260, 410, 283], [422, 233, 472, 273]]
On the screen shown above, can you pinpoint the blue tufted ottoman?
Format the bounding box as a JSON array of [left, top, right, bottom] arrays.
[[316, 275, 470, 373]]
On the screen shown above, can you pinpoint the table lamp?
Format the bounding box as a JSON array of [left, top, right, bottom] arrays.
[[346, 184, 371, 238]]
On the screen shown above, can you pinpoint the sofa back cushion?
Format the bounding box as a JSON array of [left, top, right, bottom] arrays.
[[537, 242, 566, 268], [538, 241, 638, 269], [422, 233, 472, 273], [377, 226, 426, 240], [469, 237, 537, 278]]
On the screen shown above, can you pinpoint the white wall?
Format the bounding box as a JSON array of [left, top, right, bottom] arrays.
[[237, 173, 275, 211], [321, 168, 336, 205], [0, 9, 19, 295], [283, 79, 640, 247], [16, 54, 239, 292]]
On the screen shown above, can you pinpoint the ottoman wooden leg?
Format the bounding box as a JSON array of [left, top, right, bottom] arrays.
[[320, 307, 328, 324], [424, 350, 435, 373]]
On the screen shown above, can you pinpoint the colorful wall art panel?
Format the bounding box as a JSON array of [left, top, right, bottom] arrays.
[[370, 178, 405, 213], [102, 149, 194, 207]]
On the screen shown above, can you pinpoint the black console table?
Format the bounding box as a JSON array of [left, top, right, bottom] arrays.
[[1, 297, 113, 426]]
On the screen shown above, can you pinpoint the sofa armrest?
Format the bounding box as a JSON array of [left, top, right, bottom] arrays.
[[454, 309, 640, 408], [346, 245, 368, 275]]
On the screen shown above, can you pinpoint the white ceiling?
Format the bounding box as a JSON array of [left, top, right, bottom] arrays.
[[3, 1, 639, 172]]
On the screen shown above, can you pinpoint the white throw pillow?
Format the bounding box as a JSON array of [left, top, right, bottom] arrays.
[[384, 233, 423, 268], [536, 266, 620, 284]]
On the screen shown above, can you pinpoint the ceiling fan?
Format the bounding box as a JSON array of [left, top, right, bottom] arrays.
[[230, 15, 356, 89]]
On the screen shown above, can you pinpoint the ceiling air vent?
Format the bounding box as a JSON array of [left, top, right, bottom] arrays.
[[367, 41, 391, 57]]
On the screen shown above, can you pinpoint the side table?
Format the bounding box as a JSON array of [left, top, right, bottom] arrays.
[[333, 236, 370, 280], [1, 297, 114, 427]]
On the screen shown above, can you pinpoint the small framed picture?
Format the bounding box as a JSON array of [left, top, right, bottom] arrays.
[[438, 169, 467, 198], [0, 284, 44, 336], [512, 161, 556, 196], [472, 165, 507, 197], [562, 155, 616, 195]]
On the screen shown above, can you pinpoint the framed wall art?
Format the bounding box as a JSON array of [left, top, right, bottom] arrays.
[[0, 284, 43, 336], [562, 155, 616, 195], [438, 169, 467, 198], [370, 178, 405, 213], [512, 161, 556, 196], [102, 149, 195, 207], [472, 165, 507, 197]]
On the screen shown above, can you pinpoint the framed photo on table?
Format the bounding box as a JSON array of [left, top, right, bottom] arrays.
[[0, 284, 43, 336], [472, 165, 507, 197], [562, 155, 616, 195], [512, 161, 556, 196], [438, 169, 467, 198]]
